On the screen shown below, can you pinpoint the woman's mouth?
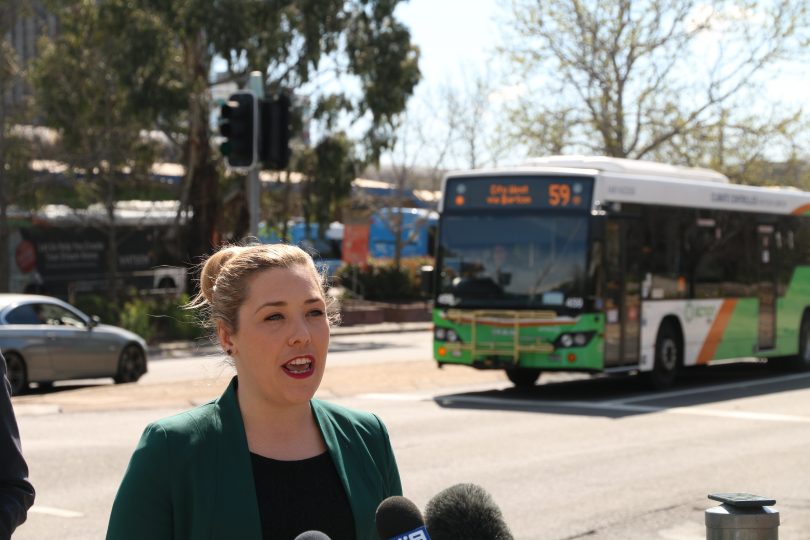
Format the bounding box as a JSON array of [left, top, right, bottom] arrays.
[[282, 356, 315, 379]]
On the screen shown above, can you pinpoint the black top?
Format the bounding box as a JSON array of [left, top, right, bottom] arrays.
[[251, 450, 356, 540], [0, 352, 36, 538]]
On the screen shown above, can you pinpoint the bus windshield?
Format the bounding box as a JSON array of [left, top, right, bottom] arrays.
[[436, 214, 589, 311]]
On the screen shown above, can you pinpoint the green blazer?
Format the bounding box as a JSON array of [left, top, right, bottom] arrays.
[[107, 377, 402, 540]]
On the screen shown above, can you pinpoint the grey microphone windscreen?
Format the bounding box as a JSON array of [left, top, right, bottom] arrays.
[[424, 483, 513, 540], [376, 495, 428, 540]]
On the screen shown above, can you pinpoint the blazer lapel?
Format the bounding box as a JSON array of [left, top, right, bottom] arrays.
[[213, 377, 262, 539]]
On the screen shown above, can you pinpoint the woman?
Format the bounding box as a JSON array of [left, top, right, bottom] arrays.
[[107, 244, 402, 540]]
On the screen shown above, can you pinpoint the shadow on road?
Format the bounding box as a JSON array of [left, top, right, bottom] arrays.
[[24, 381, 107, 395], [433, 362, 810, 418]]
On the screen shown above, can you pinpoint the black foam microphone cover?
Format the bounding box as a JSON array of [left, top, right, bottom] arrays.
[[293, 531, 332, 540], [424, 483, 514, 540], [375, 495, 427, 540]]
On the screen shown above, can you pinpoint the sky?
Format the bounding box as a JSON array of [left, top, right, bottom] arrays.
[[212, 1, 810, 169], [391, 0, 810, 168], [394, 0, 502, 91], [394, 0, 810, 108]]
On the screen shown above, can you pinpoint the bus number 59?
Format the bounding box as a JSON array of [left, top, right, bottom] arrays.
[[549, 183, 571, 206]]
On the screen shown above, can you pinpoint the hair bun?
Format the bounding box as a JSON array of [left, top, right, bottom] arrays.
[[199, 246, 242, 303]]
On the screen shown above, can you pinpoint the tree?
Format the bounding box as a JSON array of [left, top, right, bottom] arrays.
[[501, 0, 810, 176], [0, 1, 35, 292], [97, 0, 420, 265], [32, 1, 165, 304], [295, 133, 356, 237]]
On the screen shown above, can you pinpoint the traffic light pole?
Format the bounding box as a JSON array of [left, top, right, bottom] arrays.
[[246, 72, 264, 240]]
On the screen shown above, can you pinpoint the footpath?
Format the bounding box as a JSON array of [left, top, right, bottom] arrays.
[[12, 321, 509, 416]]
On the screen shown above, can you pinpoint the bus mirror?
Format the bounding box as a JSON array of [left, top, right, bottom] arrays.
[[420, 265, 435, 295]]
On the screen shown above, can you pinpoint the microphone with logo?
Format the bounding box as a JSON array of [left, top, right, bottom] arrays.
[[293, 531, 331, 540], [424, 483, 513, 540], [375, 495, 432, 540]]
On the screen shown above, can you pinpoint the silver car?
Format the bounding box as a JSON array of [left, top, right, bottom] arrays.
[[0, 294, 148, 395]]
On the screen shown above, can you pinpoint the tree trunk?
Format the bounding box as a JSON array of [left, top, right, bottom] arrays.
[[0, 187, 8, 294], [182, 30, 219, 265], [104, 172, 120, 307], [0, 100, 8, 293]]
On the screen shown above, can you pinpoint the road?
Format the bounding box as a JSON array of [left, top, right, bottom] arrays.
[[11, 330, 810, 539]]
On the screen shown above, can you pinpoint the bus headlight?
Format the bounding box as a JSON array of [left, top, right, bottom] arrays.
[[446, 329, 460, 343], [554, 331, 595, 348], [435, 327, 447, 340]]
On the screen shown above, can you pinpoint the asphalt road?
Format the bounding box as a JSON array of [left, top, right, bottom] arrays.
[[11, 330, 810, 539]]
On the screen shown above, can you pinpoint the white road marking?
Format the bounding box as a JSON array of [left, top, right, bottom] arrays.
[[29, 505, 84, 518]]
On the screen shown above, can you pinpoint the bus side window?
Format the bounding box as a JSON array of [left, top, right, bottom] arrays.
[[644, 206, 687, 299]]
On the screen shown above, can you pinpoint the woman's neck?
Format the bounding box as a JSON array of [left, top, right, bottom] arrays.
[[236, 383, 327, 461]]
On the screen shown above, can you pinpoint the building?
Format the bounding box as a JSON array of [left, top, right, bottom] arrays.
[[3, 1, 58, 111]]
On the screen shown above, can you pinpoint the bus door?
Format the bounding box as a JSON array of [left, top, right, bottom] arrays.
[[756, 224, 777, 350], [603, 218, 642, 366]]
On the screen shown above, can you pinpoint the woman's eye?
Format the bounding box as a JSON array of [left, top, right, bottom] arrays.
[[264, 313, 283, 321], [308, 309, 325, 317]]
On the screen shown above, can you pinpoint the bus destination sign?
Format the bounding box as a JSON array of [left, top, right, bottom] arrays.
[[445, 176, 592, 210]]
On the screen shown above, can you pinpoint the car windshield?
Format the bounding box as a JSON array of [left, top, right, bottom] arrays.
[[436, 214, 589, 311]]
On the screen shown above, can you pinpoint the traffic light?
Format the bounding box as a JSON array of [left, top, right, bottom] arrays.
[[218, 91, 258, 168], [260, 94, 291, 171]]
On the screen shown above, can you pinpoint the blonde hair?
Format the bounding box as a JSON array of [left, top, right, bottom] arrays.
[[188, 243, 339, 333]]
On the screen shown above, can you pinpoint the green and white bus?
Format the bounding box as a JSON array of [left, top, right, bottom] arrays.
[[432, 156, 810, 388]]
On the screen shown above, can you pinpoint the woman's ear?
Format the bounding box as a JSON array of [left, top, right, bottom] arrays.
[[217, 322, 235, 356]]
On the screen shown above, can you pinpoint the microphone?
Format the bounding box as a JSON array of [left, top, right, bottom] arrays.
[[424, 483, 513, 540], [375, 495, 432, 540], [293, 531, 331, 540]]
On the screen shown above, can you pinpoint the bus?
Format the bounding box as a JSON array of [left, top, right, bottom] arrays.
[[431, 156, 810, 389], [368, 207, 437, 259], [259, 208, 437, 274], [8, 203, 187, 300]]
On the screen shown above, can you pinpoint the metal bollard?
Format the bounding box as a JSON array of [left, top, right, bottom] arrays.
[[705, 493, 779, 540]]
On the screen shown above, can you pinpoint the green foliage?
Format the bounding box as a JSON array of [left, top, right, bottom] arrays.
[[298, 133, 357, 231], [151, 294, 205, 342], [96, 0, 418, 259], [336, 257, 432, 301], [75, 293, 204, 344], [73, 293, 122, 325], [119, 297, 155, 343]]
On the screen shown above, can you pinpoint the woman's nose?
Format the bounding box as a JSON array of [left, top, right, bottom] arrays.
[[287, 316, 312, 346]]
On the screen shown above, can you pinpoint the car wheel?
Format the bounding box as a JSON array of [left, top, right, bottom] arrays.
[[4, 353, 29, 396], [506, 367, 541, 388], [645, 322, 681, 390], [114, 345, 146, 384]]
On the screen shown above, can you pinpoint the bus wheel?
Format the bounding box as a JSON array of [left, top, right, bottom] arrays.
[[646, 323, 680, 390], [788, 314, 810, 371], [506, 368, 541, 388]]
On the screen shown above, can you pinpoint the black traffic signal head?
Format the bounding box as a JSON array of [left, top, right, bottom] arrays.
[[260, 94, 291, 171], [219, 91, 258, 168]]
